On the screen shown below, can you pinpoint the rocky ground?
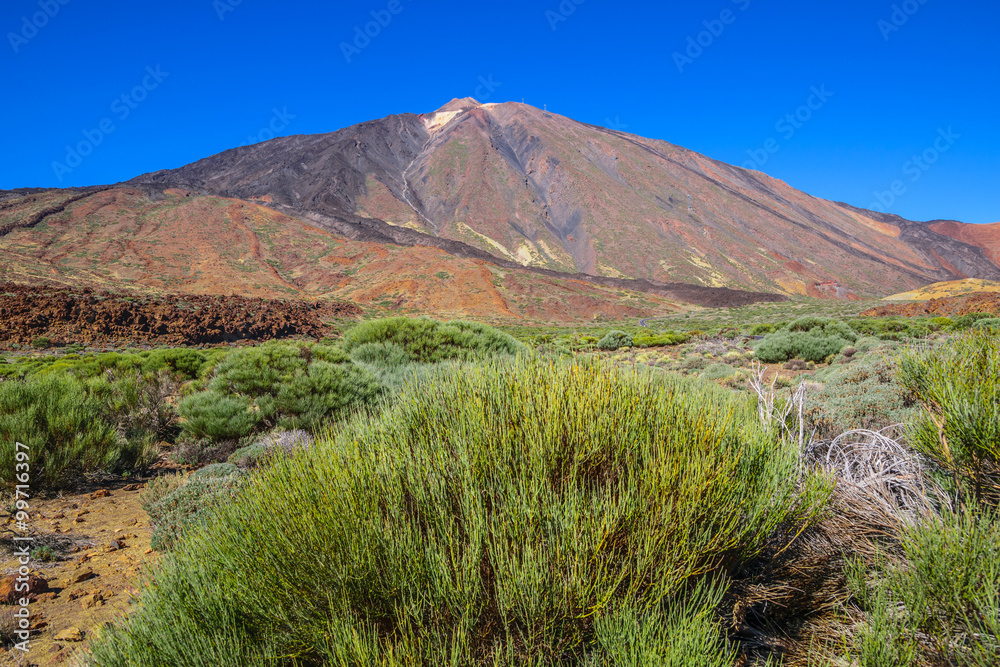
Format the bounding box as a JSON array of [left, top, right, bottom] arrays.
[[0, 282, 360, 349], [861, 291, 1000, 318], [0, 465, 176, 666]]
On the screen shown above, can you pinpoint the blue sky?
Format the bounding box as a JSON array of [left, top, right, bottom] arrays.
[[2, 0, 997, 223]]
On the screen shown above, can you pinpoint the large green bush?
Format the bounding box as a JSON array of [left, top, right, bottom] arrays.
[[597, 330, 633, 350], [632, 332, 690, 348], [87, 358, 828, 666], [342, 317, 524, 362], [0, 374, 157, 490], [754, 317, 858, 363], [178, 343, 385, 441]]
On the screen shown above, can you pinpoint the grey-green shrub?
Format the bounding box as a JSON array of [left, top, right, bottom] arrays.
[[146, 464, 244, 551], [348, 341, 412, 367], [86, 357, 829, 666], [807, 357, 916, 437], [972, 317, 1000, 332], [597, 330, 634, 350], [754, 318, 858, 363], [342, 317, 523, 362]]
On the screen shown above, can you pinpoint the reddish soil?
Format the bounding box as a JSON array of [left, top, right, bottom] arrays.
[[861, 291, 1000, 318], [0, 282, 360, 348]]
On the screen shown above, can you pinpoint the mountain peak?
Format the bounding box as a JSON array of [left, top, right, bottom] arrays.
[[434, 97, 482, 114]]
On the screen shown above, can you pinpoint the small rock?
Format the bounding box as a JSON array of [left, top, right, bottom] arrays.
[[71, 568, 96, 584], [0, 574, 49, 603], [91, 489, 112, 499], [144, 548, 154, 555], [80, 593, 104, 609], [54, 627, 84, 642]]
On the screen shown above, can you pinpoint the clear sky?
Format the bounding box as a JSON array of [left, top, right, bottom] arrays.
[[2, 0, 997, 223]]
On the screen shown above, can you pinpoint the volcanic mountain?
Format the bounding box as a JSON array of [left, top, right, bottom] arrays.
[[125, 97, 999, 298], [2, 99, 997, 325]]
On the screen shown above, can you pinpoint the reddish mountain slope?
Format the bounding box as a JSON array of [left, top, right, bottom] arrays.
[[0, 188, 701, 323]]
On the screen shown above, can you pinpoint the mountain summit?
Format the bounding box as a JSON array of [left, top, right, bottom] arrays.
[[127, 99, 999, 298]]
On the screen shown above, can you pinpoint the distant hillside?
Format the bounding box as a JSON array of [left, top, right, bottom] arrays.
[[883, 279, 1000, 301]]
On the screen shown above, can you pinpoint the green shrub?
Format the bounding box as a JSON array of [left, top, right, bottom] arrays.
[[30, 546, 57, 562], [87, 358, 828, 666], [597, 330, 634, 350], [949, 312, 995, 331], [750, 323, 778, 336], [178, 343, 385, 442], [0, 374, 155, 491], [847, 510, 1000, 667], [898, 331, 1000, 507], [177, 392, 260, 441], [140, 349, 208, 381], [349, 342, 412, 367], [972, 317, 1000, 332], [632, 333, 691, 348], [754, 318, 858, 363], [271, 361, 385, 431], [30, 336, 51, 349], [342, 317, 523, 362], [701, 363, 736, 381]]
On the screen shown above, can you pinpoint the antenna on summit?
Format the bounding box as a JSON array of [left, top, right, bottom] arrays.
[[687, 195, 693, 212]]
